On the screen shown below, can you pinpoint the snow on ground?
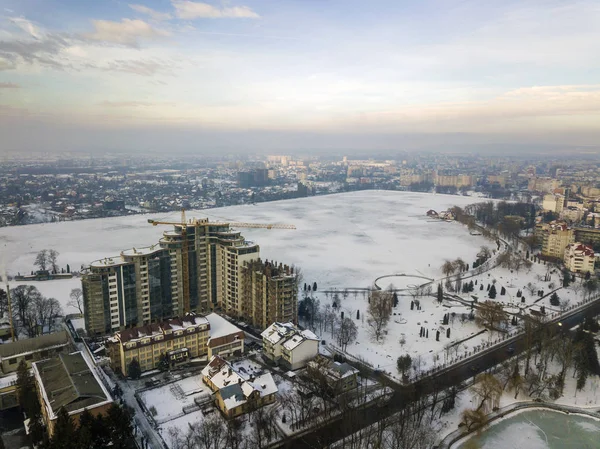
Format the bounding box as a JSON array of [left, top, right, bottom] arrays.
[[139, 375, 209, 424], [0, 191, 488, 314], [158, 409, 206, 443]]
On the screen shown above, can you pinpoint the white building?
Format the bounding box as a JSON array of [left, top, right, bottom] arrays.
[[261, 322, 319, 370], [564, 242, 596, 274]]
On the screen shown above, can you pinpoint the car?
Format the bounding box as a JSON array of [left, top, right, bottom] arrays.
[[506, 346, 515, 354], [470, 364, 480, 372]]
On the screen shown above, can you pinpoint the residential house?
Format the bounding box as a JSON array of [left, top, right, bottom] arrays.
[[307, 355, 360, 394], [201, 355, 277, 418], [261, 322, 319, 370]]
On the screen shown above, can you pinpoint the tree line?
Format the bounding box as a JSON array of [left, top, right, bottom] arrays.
[[0, 285, 62, 339]]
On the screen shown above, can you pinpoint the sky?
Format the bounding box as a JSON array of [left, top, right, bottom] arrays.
[[1, 0, 600, 153]]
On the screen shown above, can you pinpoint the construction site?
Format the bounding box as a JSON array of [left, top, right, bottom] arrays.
[[81, 210, 298, 337]]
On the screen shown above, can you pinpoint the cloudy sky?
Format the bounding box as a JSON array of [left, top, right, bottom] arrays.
[[1, 0, 600, 153]]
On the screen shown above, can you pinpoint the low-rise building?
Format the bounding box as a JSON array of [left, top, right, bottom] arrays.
[[0, 331, 70, 375], [307, 355, 360, 394], [0, 373, 18, 410], [205, 313, 245, 359], [201, 355, 277, 418], [261, 322, 319, 370], [32, 352, 113, 436], [564, 243, 596, 273], [106, 312, 244, 375], [107, 313, 210, 375]]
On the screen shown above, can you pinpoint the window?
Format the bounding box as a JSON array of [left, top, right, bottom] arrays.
[[9, 358, 17, 365], [25, 354, 33, 361]]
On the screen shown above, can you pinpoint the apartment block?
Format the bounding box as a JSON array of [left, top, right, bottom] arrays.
[[241, 259, 298, 330], [536, 221, 574, 259], [564, 243, 596, 274], [82, 219, 261, 336]]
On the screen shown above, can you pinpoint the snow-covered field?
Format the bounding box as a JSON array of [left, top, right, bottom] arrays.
[[0, 190, 488, 314]]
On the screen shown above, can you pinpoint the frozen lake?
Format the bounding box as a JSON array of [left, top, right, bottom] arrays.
[[455, 409, 600, 449], [0, 190, 488, 313]]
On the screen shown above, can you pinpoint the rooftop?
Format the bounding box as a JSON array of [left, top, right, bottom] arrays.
[[33, 352, 112, 419], [0, 331, 69, 360], [205, 313, 243, 340]]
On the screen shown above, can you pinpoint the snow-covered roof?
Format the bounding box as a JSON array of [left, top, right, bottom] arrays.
[[219, 372, 278, 412], [205, 313, 243, 339], [261, 322, 296, 345]]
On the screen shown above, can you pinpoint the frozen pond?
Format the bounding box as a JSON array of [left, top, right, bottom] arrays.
[[455, 409, 600, 449]]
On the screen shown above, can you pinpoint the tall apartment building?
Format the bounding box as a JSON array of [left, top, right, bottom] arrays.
[[535, 221, 574, 259], [564, 243, 596, 274], [83, 220, 261, 336], [240, 259, 298, 329]]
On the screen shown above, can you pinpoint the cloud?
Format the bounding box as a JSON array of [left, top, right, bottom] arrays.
[[0, 82, 20, 88], [85, 19, 169, 46], [9, 17, 43, 39], [0, 33, 73, 70], [172, 1, 260, 19], [129, 4, 172, 21], [104, 58, 175, 76], [99, 101, 168, 107]]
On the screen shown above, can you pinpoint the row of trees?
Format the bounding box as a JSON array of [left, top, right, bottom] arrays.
[[34, 249, 61, 273], [0, 285, 63, 339]]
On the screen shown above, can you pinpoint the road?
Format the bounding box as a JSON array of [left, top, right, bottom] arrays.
[[279, 297, 600, 449]]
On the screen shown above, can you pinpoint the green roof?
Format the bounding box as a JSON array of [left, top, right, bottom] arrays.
[[34, 352, 110, 417]]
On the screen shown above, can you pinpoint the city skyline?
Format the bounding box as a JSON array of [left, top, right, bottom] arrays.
[[1, 0, 600, 152]]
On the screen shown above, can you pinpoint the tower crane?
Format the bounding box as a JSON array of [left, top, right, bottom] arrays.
[[147, 210, 295, 313]]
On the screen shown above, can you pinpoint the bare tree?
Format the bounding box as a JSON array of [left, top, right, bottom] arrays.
[[470, 373, 502, 412], [336, 317, 358, 351], [452, 258, 466, 273], [461, 408, 486, 431], [34, 250, 48, 271], [0, 288, 7, 318], [441, 260, 455, 278], [48, 249, 59, 273], [475, 300, 508, 334], [11, 285, 42, 336], [525, 282, 537, 296], [479, 246, 492, 260], [68, 288, 84, 315], [367, 290, 392, 342]]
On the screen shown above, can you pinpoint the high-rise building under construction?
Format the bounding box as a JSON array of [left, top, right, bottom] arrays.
[[82, 219, 296, 336]]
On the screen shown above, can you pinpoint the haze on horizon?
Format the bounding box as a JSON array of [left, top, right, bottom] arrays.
[[1, 0, 600, 153]]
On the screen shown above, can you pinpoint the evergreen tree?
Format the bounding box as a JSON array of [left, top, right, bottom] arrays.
[[127, 358, 141, 380], [437, 283, 443, 303], [500, 286, 506, 296], [356, 310, 360, 320], [313, 282, 317, 291], [469, 280, 474, 291], [488, 285, 497, 299], [393, 292, 399, 307], [106, 404, 134, 449], [158, 353, 169, 372], [562, 269, 571, 287], [52, 407, 76, 449], [550, 292, 560, 306]]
